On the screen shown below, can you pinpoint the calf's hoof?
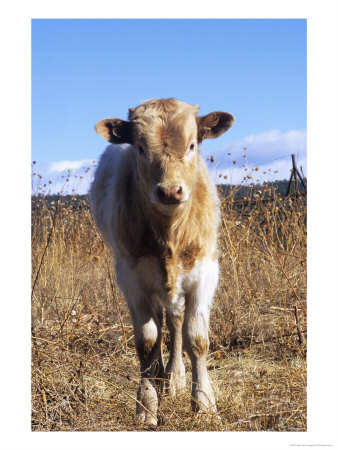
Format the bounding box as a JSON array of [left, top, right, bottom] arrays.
[[136, 410, 158, 427], [191, 387, 217, 414], [136, 380, 158, 426]]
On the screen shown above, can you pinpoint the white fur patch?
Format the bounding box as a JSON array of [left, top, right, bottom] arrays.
[[183, 257, 219, 316]]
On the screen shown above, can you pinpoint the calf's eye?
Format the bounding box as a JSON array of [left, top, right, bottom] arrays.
[[138, 145, 145, 155], [189, 143, 195, 151]]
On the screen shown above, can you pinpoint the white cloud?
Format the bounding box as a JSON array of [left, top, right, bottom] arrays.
[[240, 129, 307, 161], [32, 159, 97, 195], [205, 129, 307, 184], [49, 159, 96, 173]]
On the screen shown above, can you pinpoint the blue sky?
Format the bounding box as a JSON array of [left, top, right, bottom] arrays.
[[32, 19, 307, 194]]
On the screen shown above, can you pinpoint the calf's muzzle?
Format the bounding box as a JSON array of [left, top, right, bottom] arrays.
[[156, 185, 184, 205]]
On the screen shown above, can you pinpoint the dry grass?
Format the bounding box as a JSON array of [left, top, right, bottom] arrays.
[[31, 181, 307, 431]]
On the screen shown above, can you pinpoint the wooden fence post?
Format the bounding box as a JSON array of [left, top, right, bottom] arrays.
[[286, 154, 307, 196]]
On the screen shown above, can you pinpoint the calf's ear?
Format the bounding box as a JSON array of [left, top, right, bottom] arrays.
[[197, 111, 235, 143], [95, 118, 134, 144]]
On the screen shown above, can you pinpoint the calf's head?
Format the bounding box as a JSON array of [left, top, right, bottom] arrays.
[[95, 98, 234, 213]]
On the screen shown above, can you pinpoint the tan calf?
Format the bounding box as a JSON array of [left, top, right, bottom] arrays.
[[90, 98, 234, 425]]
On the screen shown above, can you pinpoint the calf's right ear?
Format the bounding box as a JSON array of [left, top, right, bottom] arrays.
[[95, 118, 134, 144]]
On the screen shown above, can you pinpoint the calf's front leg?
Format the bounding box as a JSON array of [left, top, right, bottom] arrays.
[[128, 301, 162, 426], [183, 260, 218, 413], [183, 310, 216, 412]]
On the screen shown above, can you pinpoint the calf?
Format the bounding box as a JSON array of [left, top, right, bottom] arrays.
[[90, 98, 234, 425]]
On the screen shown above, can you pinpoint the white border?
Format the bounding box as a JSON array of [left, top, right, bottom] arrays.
[[1, 1, 338, 449]]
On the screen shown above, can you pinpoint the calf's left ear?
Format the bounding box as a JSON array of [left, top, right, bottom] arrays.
[[197, 111, 235, 143], [95, 118, 134, 144]]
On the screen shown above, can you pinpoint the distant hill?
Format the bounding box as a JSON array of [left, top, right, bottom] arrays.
[[218, 179, 306, 200]]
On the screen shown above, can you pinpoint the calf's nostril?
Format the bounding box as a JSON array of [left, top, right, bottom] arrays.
[[174, 186, 183, 200], [157, 186, 166, 200]]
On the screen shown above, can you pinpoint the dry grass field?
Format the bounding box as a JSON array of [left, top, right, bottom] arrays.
[[31, 175, 307, 431]]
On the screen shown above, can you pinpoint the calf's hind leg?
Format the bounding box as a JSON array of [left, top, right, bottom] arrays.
[[165, 307, 186, 395]]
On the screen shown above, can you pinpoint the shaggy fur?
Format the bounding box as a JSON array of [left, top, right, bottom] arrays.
[[90, 98, 234, 425]]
